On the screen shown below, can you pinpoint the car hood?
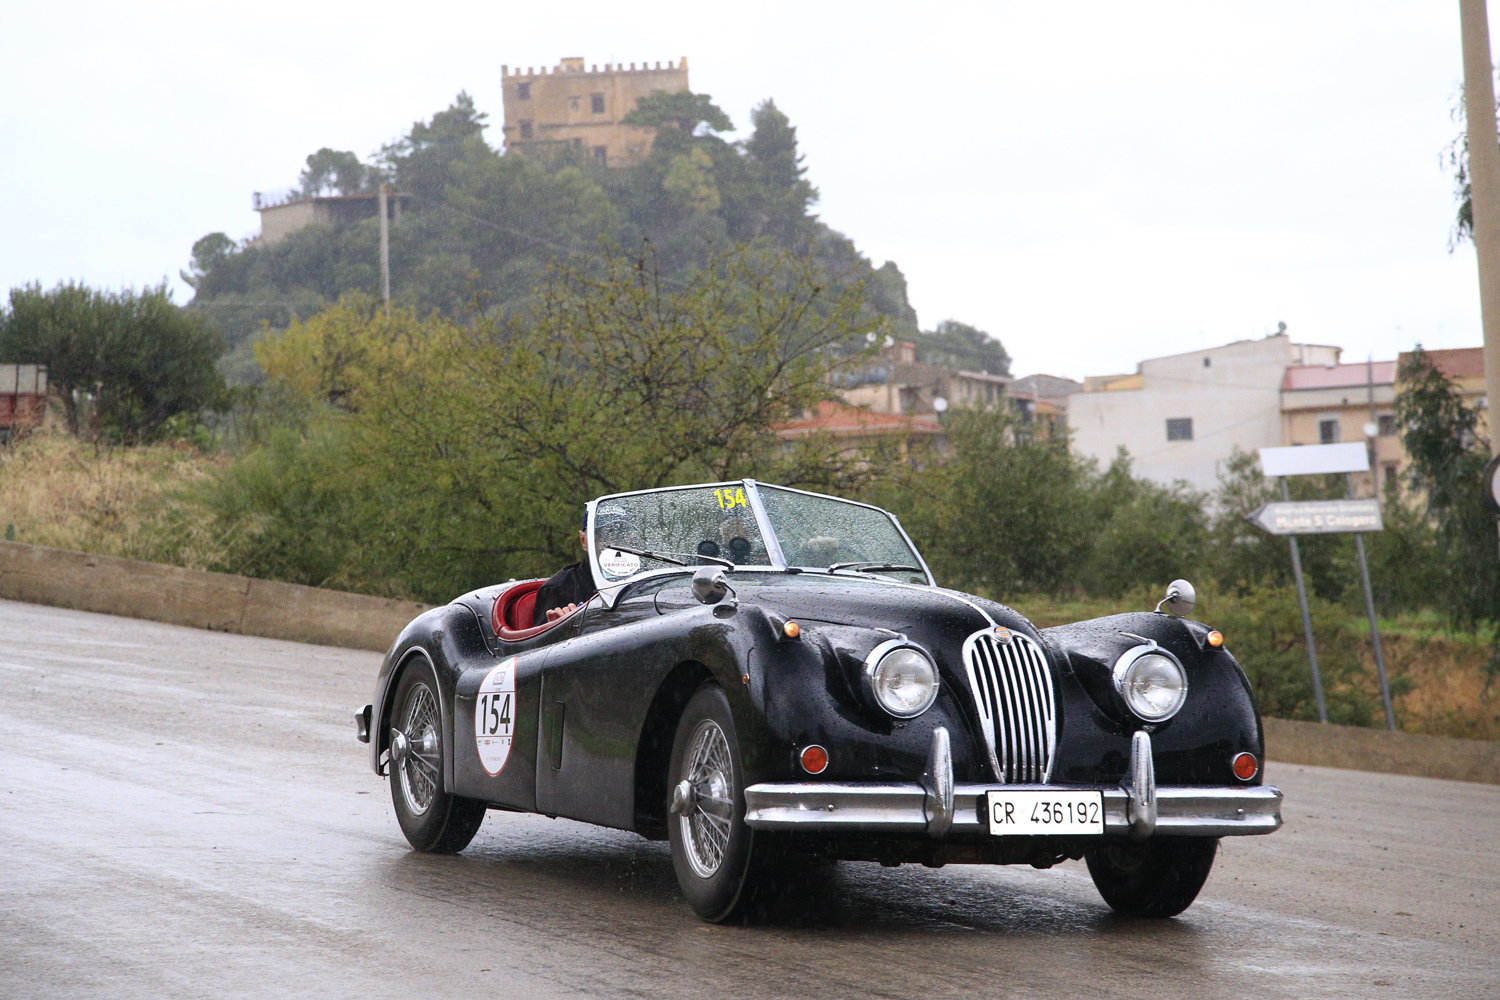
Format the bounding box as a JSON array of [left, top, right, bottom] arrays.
[[726, 578, 1041, 648]]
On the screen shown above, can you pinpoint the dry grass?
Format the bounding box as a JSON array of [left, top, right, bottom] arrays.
[[0, 428, 227, 569]]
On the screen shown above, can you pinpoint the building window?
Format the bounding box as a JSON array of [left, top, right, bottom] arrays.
[[1384, 463, 1399, 494], [591, 94, 605, 113], [1319, 418, 1340, 444], [517, 82, 531, 100], [1203, 357, 1211, 368], [519, 120, 533, 140], [1377, 413, 1397, 437], [1166, 417, 1193, 441], [593, 146, 608, 166]]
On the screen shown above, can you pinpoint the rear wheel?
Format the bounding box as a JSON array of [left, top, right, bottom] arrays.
[[388, 658, 486, 854], [666, 683, 767, 922], [1085, 836, 1218, 917]]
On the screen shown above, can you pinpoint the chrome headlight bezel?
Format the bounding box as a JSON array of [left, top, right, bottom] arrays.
[[861, 639, 940, 719], [1112, 644, 1188, 723]]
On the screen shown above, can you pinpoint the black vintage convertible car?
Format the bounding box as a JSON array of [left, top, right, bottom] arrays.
[[356, 480, 1281, 921]]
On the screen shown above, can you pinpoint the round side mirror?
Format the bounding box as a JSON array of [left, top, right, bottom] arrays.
[[1157, 578, 1196, 617], [691, 565, 731, 605]]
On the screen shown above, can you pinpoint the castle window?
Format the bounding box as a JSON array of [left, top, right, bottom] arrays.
[[570, 96, 580, 111], [1166, 418, 1193, 441], [593, 146, 608, 167], [517, 82, 531, 100], [1203, 357, 1211, 368], [591, 94, 605, 113], [519, 120, 533, 140]]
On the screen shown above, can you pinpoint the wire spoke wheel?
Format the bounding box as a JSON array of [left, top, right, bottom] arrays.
[[679, 718, 734, 878], [397, 683, 439, 816]]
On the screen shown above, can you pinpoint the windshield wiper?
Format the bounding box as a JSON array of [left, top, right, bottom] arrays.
[[827, 561, 923, 575], [601, 544, 734, 569]]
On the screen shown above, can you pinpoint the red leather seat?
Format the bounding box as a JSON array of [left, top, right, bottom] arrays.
[[491, 579, 583, 641]]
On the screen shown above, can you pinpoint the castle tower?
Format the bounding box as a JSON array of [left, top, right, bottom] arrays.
[[500, 56, 689, 168]]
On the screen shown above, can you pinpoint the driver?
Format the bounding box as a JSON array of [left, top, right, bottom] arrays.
[[532, 507, 634, 626]]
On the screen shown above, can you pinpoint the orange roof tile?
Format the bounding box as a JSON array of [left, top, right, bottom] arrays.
[[774, 400, 943, 439]]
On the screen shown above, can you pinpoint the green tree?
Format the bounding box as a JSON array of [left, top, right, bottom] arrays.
[[1396, 346, 1500, 647], [912, 319, 1011, 375], [0, 282, 225, 441], [220, 245, 884, 599], [742, 99, 818, 239], [299, 148, 367, 196], [621, 90, 734, 135]]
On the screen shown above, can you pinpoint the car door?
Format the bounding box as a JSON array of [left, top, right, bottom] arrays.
[[535, 581, 690, 829], [449, 595, 586, 811]]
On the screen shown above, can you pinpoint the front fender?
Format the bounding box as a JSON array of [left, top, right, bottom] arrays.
[[1044, 613, 1263, 785]]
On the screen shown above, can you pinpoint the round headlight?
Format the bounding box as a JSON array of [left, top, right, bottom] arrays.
[[864, 642, 939, 718], [1114, 647, 1188, 722]]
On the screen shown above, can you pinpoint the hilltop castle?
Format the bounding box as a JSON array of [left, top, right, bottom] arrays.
[[500, 56, 689, 168]]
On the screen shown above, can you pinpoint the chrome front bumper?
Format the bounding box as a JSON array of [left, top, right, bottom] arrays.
[[744, 727, 1283, 840], [743, 781, 1282, 837]]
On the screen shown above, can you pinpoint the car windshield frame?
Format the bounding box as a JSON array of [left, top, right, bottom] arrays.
[[586, 479, 934, 605]]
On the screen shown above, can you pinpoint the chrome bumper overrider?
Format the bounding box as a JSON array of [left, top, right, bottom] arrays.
[[745, 727, 1282, 839]]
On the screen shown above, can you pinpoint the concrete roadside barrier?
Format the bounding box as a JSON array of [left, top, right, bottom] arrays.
[[1, 539, 1496, 783], [0, 539, 431, 652], [1263, 716, 1500, 786]]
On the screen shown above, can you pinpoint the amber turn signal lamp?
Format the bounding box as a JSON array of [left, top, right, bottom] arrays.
[[1232, 752, 1259, 781], [783, 620, 801, 639], [800, 744, 829, 774], [1206, 630, 1224, 648]]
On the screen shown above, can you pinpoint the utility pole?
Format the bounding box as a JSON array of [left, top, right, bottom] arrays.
[[1460, 0, 1500, 432], [378, 182, 391, 314]]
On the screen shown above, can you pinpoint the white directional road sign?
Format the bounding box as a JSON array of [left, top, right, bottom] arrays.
[[1247, 498, 1383, 535]]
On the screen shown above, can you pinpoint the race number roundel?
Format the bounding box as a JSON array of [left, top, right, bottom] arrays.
[[475, 657, 518, 776]]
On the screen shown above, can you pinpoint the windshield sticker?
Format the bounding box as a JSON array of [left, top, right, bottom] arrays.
[[475, 657, 517, 776], [714, 487, 749, 510], [598, 548, 642, 578]]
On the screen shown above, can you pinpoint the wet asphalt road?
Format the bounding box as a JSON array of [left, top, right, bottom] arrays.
[[2, 598, 1498, 999]]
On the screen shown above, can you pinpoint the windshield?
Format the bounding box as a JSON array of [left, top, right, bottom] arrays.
[[589, 481, 929, 587], [756, 485, 927, 584], [592, 484, 773, 582]]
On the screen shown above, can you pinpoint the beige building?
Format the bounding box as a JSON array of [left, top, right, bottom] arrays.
[[251, 191, 408, 246], [501, 56, 689, 168], [1279, 360, 1396, 498], [1070, 333, 1341, 492], [839, 341, 1010, 417]]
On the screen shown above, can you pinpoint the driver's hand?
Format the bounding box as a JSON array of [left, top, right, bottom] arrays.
[[546, 602, 579, 622]]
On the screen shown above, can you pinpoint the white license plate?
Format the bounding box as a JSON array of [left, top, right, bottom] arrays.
[[985, 790, 1104, 836]]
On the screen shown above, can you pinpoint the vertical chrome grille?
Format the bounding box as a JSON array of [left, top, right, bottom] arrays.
[[963, 630, 1057, 783]]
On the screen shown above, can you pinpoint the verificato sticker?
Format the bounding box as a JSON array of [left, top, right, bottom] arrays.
[[475, 657, 517, 776], [598, 548, 642, 578]]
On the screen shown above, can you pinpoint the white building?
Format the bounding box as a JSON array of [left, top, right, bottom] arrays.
[[1069, 333, 1340, 492]]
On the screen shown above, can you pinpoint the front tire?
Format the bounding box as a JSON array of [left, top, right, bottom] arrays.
[[1085, 836, 1218, 918], [666, 683, 765, 922], [388, 658, 486, 854]]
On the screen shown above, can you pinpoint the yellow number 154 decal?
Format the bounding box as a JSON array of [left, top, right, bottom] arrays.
[[714, 487, 748, 510]]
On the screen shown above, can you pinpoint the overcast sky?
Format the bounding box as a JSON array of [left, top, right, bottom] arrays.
[[2, 1, 1492, 379]]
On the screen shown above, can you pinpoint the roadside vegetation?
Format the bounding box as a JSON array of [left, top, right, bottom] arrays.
[[0, 91, 1496, 740]]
